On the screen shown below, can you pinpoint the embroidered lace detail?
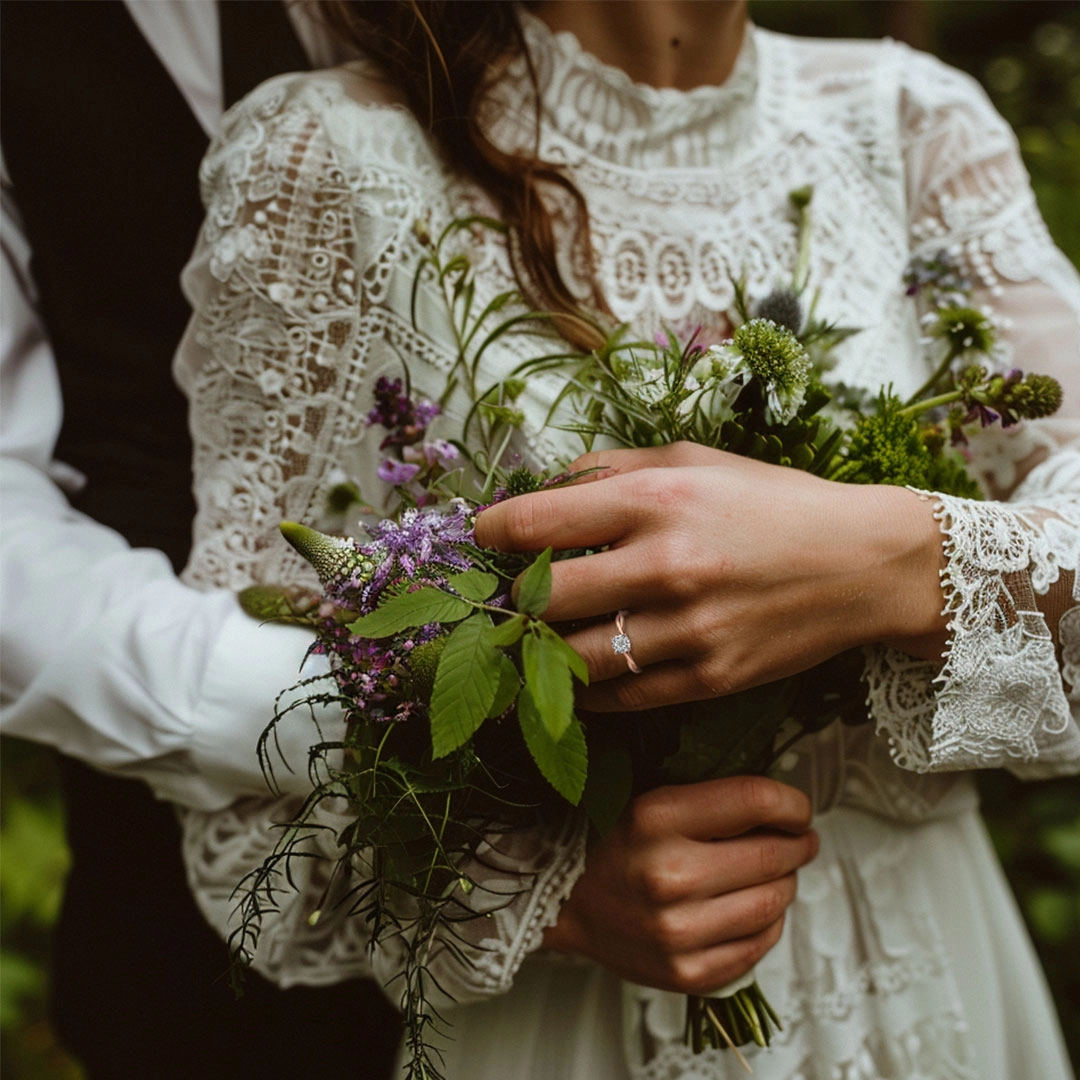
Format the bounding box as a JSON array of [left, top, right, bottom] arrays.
[[866, 466, 1080, 775], [632, 1016, 975, 1080], [180, 794, 586, 1004], [180, 795, 373, 988]]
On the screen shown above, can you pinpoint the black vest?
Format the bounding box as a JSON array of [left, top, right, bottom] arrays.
[[1, 4, 400, 1076]]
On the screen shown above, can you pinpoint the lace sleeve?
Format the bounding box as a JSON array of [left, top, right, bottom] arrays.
[[865, 53, 1080, 777], [173, 70, 588, 999], [180, 793, 587, 1003]]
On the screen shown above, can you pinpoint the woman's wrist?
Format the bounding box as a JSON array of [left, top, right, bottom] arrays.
[[855, 485, 949, 660]]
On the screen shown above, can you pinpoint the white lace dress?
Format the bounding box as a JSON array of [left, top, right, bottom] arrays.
[[174, 18, 1079, 1080]]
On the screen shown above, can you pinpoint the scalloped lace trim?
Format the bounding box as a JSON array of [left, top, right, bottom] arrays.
[[866, 482, 1080, 775]]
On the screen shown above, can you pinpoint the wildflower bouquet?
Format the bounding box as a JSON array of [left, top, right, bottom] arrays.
[[233, 204, 1061, 1077]]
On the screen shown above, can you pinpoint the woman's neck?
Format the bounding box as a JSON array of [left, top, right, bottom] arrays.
[[530, 0, 748, 91]]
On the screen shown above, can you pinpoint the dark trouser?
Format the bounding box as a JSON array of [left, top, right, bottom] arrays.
[[52, 759, 401, 1080]]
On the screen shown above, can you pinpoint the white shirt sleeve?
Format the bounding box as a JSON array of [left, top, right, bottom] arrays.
[[0, 5, 337, 812], [1, 189, 326, 809]]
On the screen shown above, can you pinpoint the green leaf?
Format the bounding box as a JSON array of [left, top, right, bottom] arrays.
[[582, 734, 632, 837], [487, 654, 521, 718], [522, 629, 574, 741], [518, 688, 587, 804], [486, 614, 526, 647], [430, 614, 500, 758], [347, 587, 473, 638], [446, 569, 498, 603], [516, 547, 553, 617], [541, 623, 589, 686]]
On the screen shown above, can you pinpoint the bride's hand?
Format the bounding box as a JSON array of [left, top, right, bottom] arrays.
[[542, 776, 818, 993], [474, 443, 946, 712]]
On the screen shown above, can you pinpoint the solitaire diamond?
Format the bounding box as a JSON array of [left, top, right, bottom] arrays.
[[611, 633, 632, 655]]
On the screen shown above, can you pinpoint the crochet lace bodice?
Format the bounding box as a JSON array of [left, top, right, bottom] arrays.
[[175, 18, 1079, 1079]]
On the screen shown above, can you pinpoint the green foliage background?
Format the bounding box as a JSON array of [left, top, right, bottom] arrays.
[[2, 3, 1078, 1076]]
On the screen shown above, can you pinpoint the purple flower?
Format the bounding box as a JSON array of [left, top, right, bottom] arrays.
[[359, 504, 475, 610], [367, 377, 441, 449], [377, 459, 422, 485], [422, 439, 459, 468], [415, 400, 442, 427]]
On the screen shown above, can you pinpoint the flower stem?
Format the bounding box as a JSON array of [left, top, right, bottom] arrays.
[[897, 389, 962, 418], [905, 344, 961, 407], [705, 1005, 753, 1074]]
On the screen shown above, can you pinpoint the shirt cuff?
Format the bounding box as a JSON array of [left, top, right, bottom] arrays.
[[190, 603, 342, 806]]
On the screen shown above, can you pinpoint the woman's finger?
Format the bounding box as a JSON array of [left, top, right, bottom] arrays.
[[560, 605, 718, 680], [565, 442, 728, 478], [632, 832, 819, 906], [576, 660, 732, 711], [540, 543, 689, 623], [643, 875, 800, 956], [475, 479, 633, 553], [667, 915, 788, 997], [627, 776, 815, 842]]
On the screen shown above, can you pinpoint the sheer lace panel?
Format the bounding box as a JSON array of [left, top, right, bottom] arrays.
[[864, 47, 1080, 779]]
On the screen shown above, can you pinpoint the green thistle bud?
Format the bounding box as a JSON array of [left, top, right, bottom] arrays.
[[788, 185, 813, 211], [504, 465, 546, 497], [930, 306, 995, 355], [1003, 373, 1063, 420], [326, 481, 365, 514], [279, 522, 378, 587], [732, 318, 812, 424], [754, 289, 804, 335], [237, 583, 322, 623]]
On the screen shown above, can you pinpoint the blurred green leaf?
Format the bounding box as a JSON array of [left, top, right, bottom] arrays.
[[0, 949, 43, 1028], [0, 799, 70, 929], [1025, 888, 1079, 944], [1041, 821, 1080, 872]]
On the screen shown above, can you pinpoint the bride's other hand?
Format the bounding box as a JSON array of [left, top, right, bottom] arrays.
[[474, 443, 947, 712], [542, 776, 818, 994]]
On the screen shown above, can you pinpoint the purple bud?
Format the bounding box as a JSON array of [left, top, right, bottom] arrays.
[[423, 439, 459, 468], [377, 459, 422, 485]]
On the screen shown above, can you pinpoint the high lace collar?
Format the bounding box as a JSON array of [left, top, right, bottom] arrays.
[[492, 10, 765, 170]]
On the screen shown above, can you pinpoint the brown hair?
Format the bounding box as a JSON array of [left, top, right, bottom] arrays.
[[314, 0, 608, 348]]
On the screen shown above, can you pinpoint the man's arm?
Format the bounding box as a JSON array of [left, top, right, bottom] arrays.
[[0, 178, 323, 810]]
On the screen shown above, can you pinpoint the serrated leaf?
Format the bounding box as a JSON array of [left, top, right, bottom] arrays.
[[347, 587, 473, 638], [446, 569, 499, 602], [518, 688, 587, 805], [516, 547, 553, 616], [539, 623, 589, 686], [487, 654, 521, 718], [486, 614, 526, 647], [430, 614, 500, 758], [521, 629, 574, 741]]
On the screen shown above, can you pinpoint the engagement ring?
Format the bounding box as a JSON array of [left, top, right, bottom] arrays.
[[611, 610, 642, 674]]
